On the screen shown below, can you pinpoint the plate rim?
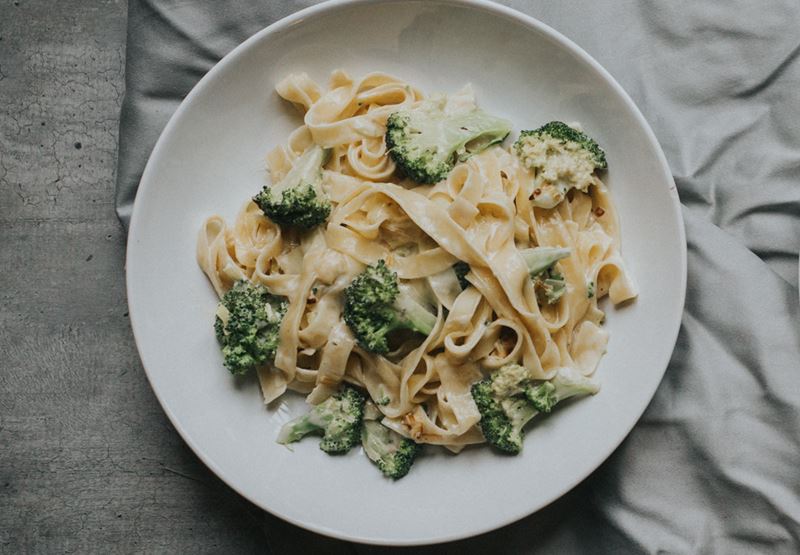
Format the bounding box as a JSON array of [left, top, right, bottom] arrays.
[[125, 0, 688, 545]]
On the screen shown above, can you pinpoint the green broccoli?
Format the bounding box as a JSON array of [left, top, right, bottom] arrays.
[[452, 261, 471, 290], [214, 280, 287, 375], [277, 386, 366, 454], [472, 364, 599, 454], [471, 363, 539, 454], [587, 280, 595, 299], [253, 144, 332, 229], [519, 247, 571, 305], [385, 100, 512, 183], [526, 366, 600, 414], [534, 270, 566, 305], [361, 419, 419, 479], [343, 260, 437, 354], [514, 121, 607, 209]]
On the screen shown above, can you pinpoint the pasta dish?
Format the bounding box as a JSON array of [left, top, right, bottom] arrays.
[[197, 70, 637, 479]]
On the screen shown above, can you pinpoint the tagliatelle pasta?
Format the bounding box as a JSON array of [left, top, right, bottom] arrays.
[[197, 70, 637, 452]]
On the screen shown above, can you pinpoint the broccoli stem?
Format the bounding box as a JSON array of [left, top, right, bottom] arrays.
[[526, 367, 599, 413], [271, 145, 328, 196], [502, 397, 539, 433], [519, 247, 571, 276], [276, 412, 325, 444], [390, 287, 437, 336]]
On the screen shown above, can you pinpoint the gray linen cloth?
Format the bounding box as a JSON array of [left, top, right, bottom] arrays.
[[116, 1, 800, 552]]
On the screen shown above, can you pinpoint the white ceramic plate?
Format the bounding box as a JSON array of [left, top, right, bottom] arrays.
[[127, 0, 686, 545]]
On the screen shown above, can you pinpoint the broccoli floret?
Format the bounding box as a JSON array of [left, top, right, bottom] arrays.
[[514, 121, 607, 209], [472, 364, 599, 454], [519, 247, 571, 305], [215, 281, 287, 375], [526, 366, 600, 414], [361, 419, 419, 479], [452, 261, 470, 290], [517, 122, 606, 168], [534, 270, 566, 305], [471, 363, 539, 454], [587, 280, 595, 299], [343, 260, 437, 354], [385, 100, 512, 183], [253, 145, 332, 229], [520, 246, 571, 276], [277, 386, 366, 454]]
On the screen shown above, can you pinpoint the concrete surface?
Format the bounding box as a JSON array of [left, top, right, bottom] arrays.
[[0, 1, 269, 552]]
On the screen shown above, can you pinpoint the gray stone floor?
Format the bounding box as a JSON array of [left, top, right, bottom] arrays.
[[0, 1, 268, 552]]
